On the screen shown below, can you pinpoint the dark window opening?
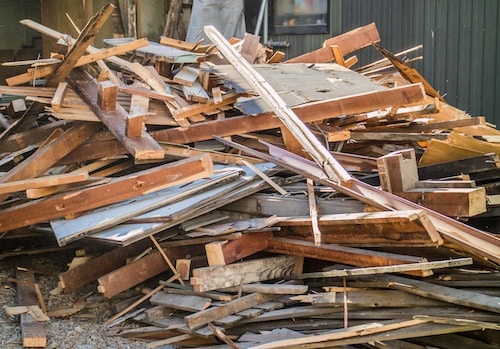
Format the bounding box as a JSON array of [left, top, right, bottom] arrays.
[[271, 0, 329, 34]]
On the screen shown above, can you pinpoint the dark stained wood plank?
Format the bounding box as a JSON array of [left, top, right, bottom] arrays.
[[0, 154, 213, 234], [16, 268, 46, 348]]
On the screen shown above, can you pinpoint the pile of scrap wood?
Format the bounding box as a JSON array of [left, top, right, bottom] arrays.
[[0, 4, 499, 348]]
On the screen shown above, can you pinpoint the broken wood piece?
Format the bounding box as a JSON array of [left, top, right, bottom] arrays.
[[241, 283, 308, 295], [0, 154, 214, 234], [205, 231, 272, 266], [185, 292, 277, 330], [4, 305, 50, 322], [173, 66, 199, 86], [50, 82, 68, 112], [286, 22, 380, 64], [150, 235, 184, 285], [330, 45, 358, 68], [190, 254, 300, 292], [97, 80, 118, 111], [150, 291, 211, 312], [45, 3, 115, 87], [0, 171, 89, 195], [68, 68, 164, 160]]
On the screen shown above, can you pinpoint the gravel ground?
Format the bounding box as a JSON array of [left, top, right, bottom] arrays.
[[0, 250, 174, 349]]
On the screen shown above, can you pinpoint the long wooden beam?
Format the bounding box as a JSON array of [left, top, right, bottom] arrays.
[[0, 154, 213, 234], [151, 83, 425, 145]]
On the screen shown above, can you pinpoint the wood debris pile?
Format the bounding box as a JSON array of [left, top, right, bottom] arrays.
[[0, 4, 499, 348]]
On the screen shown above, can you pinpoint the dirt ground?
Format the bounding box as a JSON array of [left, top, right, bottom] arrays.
[[0, 248, 174, 349]]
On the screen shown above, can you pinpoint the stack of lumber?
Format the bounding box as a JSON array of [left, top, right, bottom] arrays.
[[0, 4, 499, 348]]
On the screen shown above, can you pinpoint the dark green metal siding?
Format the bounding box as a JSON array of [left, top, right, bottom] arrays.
[[340, 0, 500, 125], [269, 0, 499, 125]]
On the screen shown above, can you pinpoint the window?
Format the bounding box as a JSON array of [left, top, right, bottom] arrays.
[[272, 0, 329, 34]]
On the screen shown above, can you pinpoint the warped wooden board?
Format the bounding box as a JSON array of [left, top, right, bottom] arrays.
[[377, 274, 500, 313], [86, 163, 284, 245], [50, 168, 241, 246], [45, 3, 115, 87], [68, 68, 164, 160], [0, 155, 213, 235], [151, 83, 425, 145], [190, 255, 299, 292], [150, 291, 211, 312]]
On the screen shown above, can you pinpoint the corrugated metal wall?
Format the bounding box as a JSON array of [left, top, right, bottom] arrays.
[[340, 0, 500, 126], [269, 0, 499, 125]]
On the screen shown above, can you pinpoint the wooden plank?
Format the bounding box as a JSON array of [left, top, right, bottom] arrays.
[[377, 274, 500, 313], [241, 283, 308, 295], [205, 231, 272, 266], [152, 83, 425, 144], [190, 255, 299, 292], [16, 268, 46, 348], [0, 171, 89, 195], [0, 154, 214, 234], [266, 237, 431, 277], [286, 22, 380, 64], [0, 122, 100, 202], [51, 82, 68, 112], [184, 292, 277, 330], [97, 244, 201, 298], [240, 33, 261, 63], [150, 291, 211, 312], [45, 3, 115, 87], [67, 68, 164, 160], [173, 66, 199, 86], [97, 80, 118, 111], [418, 153, 500, 180], [292, 258, 472, 280]]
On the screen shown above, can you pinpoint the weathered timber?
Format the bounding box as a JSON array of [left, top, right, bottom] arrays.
[[16, 268, 46, 348], [150, 291, 211, 312], [0, 154, 213, 234]]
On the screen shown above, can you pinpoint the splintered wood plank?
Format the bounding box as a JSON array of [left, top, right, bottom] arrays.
[[185, 292, 277, 330], [286, 22, 380, 63], [418, 138, 485, 166], [16, 268, 46, 348], [0, 155, 213, 234], [205, 231, 272, 266], [0, 122, 100, 202], [45, 3, 115, 87], [68, 68, 164, 160], [150, 291, 211, 312], [152, 83, 425, 144], [190, 255, 299, 292], [266, 237, 432, 277]]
